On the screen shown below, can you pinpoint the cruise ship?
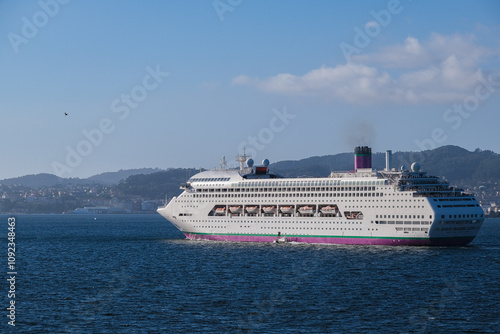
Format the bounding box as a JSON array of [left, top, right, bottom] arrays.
[[157, 147, 484, 246]]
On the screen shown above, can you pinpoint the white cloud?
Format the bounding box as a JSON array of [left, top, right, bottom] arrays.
[[232, 33, 497, 105], [353, 36, 431, 68]]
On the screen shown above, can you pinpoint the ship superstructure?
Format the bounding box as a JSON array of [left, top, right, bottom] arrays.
[[157, 147, 484, 246]]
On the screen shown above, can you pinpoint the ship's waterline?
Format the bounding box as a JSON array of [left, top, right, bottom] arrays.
[[157, 147, 484, 246], [181, 232, 475, 246]]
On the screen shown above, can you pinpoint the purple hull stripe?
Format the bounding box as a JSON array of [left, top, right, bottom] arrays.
[[183, 233, 475, 246]]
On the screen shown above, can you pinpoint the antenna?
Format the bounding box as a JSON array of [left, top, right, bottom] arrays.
[[220, 156, 228, 171], [235, 147, 251, 171]]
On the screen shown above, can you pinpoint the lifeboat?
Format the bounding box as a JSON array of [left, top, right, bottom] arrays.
[[245, 206, 259, 214], [298, 206, 314, 215], [263, 206, 277, 214], [280, 206, 294, 214], [215, 207, 226, 216], [229, 206, 242, 214], [320, 206, 338, 214]]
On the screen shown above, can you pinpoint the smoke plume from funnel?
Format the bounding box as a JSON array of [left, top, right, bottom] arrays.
[[344, 121, 376, 148]]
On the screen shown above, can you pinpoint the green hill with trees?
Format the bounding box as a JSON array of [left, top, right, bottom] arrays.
[[270, 145, 500, 184], [115, 168, 200, 200]]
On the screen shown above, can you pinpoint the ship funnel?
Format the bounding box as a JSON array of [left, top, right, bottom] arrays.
[[354, 146, 372, 171], [385, 150, 392, 171]]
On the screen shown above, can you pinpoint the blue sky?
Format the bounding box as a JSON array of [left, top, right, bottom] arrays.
[[1, 0, 499, 179]]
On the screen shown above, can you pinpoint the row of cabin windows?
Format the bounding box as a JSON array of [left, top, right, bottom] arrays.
[[190, 220, 362, 224], [437, 204, 480, 208], [376, 214, 427, 219], [374, 221, 431, 225], [191, 180, 386, 188], [441, 213, 482, 219], [439, 220, 482, 225], [435, 226, 480, 231], [190, 226, 366, 232], [434, 198, 473, 202], [192, 192, 384, 198], [236, 180, 385, 187], [190, 177, 230, 182], [196, 186, 377, 193]]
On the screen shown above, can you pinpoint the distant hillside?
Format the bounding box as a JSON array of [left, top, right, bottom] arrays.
[[0, 173, 85, 188], [271, 153, 353, 177], [116, 168, 201, 199], [87, 168, 163, 185], [0, 168, 165, 188], [270, 145, 500, 184], [391, 146, 500, 182]]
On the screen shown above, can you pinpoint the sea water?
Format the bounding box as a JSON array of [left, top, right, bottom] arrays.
[[2, 214, 499, 333]]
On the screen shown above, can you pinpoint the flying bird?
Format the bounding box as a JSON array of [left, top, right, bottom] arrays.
[[64, 113, 68, 116]]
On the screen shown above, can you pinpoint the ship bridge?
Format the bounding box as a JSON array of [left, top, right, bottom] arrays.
[[380, 163, 472, 198]]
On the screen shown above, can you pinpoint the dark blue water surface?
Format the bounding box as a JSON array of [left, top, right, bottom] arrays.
[[1, 214, 499, 333]]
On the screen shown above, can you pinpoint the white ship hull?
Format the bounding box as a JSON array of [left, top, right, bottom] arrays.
[[158, 147, 484, 246], [157, 170, 484, 246]]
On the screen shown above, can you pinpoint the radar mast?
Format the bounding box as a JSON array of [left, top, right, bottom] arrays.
[[220, 156, 228, 171], [235, 148, 251, 171]]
